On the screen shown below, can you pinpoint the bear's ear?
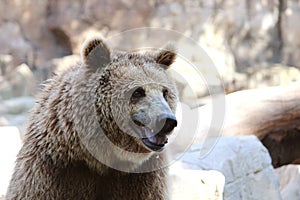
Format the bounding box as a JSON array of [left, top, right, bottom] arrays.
[[155, 43, 177, 70], [81, 36, 111, 72]]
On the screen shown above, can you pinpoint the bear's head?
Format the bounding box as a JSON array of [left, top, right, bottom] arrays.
[[80, 36, 178, 168]]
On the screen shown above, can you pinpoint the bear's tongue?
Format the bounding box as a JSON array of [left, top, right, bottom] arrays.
[[144, 127, 167, 145]]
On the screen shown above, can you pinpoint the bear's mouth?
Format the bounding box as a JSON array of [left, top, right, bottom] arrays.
[[141, 127, 168, 152]]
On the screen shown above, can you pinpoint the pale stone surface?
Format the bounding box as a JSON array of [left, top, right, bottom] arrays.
[[0, 55, 13, 76], [176, 135, 282, 200], [0, 22, 34, 67], [0, 96, 35, 136], [247, 64, 300, 89], [282, 1, 300, 65], [0, 96, 35, 115], [170, 162, 225, 200], [0, 64, 36, 100], [275, 164, 300, 200], [0, 127, 22, 196]]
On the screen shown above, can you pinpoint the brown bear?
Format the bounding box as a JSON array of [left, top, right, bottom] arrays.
[[6, 36, 178, 199]]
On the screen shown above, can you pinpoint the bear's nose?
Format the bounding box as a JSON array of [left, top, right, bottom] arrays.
[[156, 114, 177, 135]]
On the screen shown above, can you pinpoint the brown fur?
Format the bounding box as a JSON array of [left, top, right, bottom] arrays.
[[6, 36, 178, 199]]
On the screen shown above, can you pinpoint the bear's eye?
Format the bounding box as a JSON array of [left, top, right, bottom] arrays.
[[163, 89, 168, 101], [131, 87, 146, 101]]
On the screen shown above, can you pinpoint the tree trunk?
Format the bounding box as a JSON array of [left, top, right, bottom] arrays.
[[210, 82, 300, 168]]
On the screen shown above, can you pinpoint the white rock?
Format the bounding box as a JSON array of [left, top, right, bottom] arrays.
[[0, 63, 36, 99], [0, 22, 33, 66], [0, 54, 13, 76], [176, 135, 282, 200], [170, 162, 225, 200], [0, 127, 22, 196], [247, 64, 300, 89], [0, 96, 35, 115], [0, 117, 8, 126], [275, 164, 300, 200], [0, 96, 35, 136]]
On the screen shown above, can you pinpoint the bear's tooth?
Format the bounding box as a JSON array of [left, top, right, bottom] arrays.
[[149, 136, 157, 144], [144, 127, 154, 138]]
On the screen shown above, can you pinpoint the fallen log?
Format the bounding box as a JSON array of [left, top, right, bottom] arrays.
[[220, 81, 300, 168]]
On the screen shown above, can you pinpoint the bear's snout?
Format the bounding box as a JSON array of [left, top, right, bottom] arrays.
[[132, 112, 177, 152], [131, 113, 177, 136], [156, 114, 177, 135]]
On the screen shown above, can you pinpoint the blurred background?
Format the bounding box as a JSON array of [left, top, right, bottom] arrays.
[[1, 0, 300, 199], [1, 0, 300, 131]]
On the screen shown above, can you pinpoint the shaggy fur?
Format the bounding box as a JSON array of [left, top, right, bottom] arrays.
[[6, 36, 178, 200]]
